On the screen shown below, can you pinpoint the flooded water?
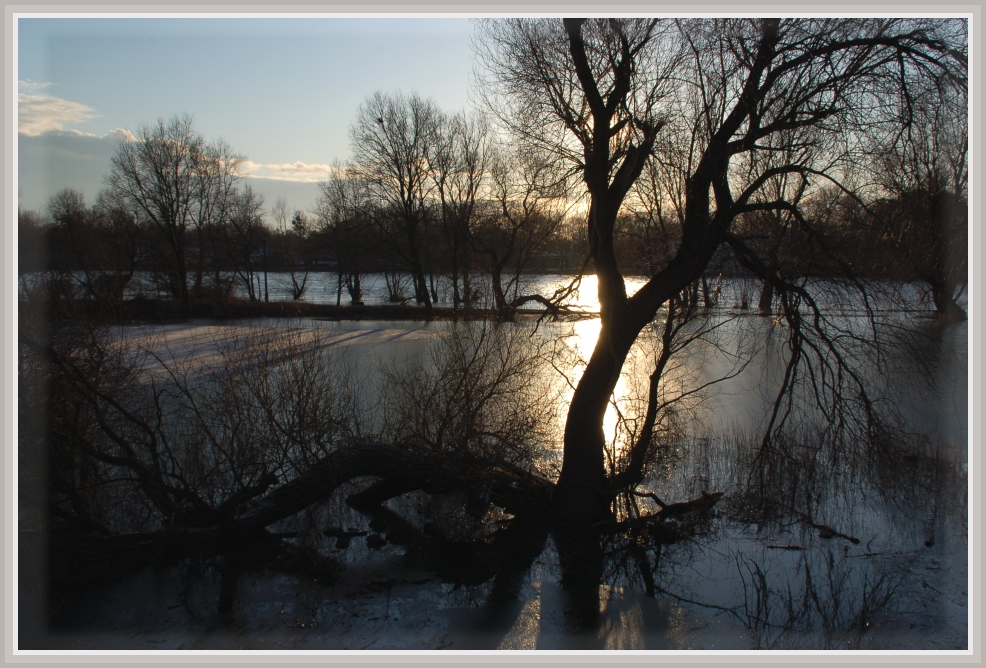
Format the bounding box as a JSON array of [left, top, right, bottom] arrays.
[[19, 270, 950, 314], [18, 289, 969, 652]]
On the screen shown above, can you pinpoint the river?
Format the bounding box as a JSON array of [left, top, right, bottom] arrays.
[[17, 277, 969, 652]]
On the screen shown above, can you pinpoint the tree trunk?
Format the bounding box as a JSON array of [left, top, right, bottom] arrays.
[[554, 318, 636, 523], [491, 264, 508, 312], [702, 275, 713, 310], [450, 266, 462, 309], [165, 228, 190, 308], [462, 249, 473, 307], [758, 280, 774, 315], [429, 272, 439, 305], [238, 442, 553, 532], [176, 258, 190, 309], [192, 225, 205, 299], [931, 277, 966, 320], [408, 255, 433, 318]]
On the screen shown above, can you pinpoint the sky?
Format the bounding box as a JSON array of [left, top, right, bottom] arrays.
[[16, 17, 477, 216]]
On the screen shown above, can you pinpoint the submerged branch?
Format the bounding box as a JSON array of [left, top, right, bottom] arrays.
[[238, 442, 555, 532]]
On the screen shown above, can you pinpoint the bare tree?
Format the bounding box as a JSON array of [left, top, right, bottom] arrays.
[[106, 114, 244, 309], [431, 111, 492, 308], [872, 80, 968, 319], [90, 189, 145, 303], [30, 324, 366, 540], [18, 208, 51, 305], [480, 143, 572, 313], [191, 139, 242, 299], [215, 185, 267, 301], [271, 196, 290, 235], [287, 210, 313, 300], [269, 196, 312, 300], [46, 189, 143, 308], [314, 164, 372, 305], [382, 320, 560, 466], [107, 115, 195, 307], [477, 18, 686, 520], [729, 132, 814, 315], [476, 17, 967, 522], [349, 92, 442, 316], [624, 143, 688, 277]]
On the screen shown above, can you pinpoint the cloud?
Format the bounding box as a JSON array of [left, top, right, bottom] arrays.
[[17, 128, 134, 211], [17, 130, 323, 214], [104, 127, 136, 142], [18, 80, 100, 136], [18, 80, 54, 93], [241, 160, 340, 183], [25, 127, 133, 156]]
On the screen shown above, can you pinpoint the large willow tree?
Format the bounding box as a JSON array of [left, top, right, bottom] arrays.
[[475, 17, 967, 523]]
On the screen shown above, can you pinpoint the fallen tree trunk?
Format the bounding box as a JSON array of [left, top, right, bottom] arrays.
[[42, 436, 726, 599], [237, 442, 554, 533]]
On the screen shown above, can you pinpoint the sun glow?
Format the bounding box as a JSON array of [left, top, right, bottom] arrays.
[[561, 318, 630, 452], [555, 272, 651, 456]]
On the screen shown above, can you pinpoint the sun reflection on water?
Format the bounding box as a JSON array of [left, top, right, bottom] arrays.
[[552, 275, 649, 454]]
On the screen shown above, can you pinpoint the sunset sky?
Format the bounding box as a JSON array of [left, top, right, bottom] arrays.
[[17, 16, 476, 215]]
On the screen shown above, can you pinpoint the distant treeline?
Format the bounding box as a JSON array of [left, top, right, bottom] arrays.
[[19, 182, 966, 312], [19, 98, 968, 320]]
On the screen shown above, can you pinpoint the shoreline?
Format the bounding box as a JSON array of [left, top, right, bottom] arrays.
[[18, 298, 602, 325]]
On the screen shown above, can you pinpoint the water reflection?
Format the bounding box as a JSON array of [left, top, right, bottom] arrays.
[[562, 317, 630, 446], [28, 308, 967, 650]]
